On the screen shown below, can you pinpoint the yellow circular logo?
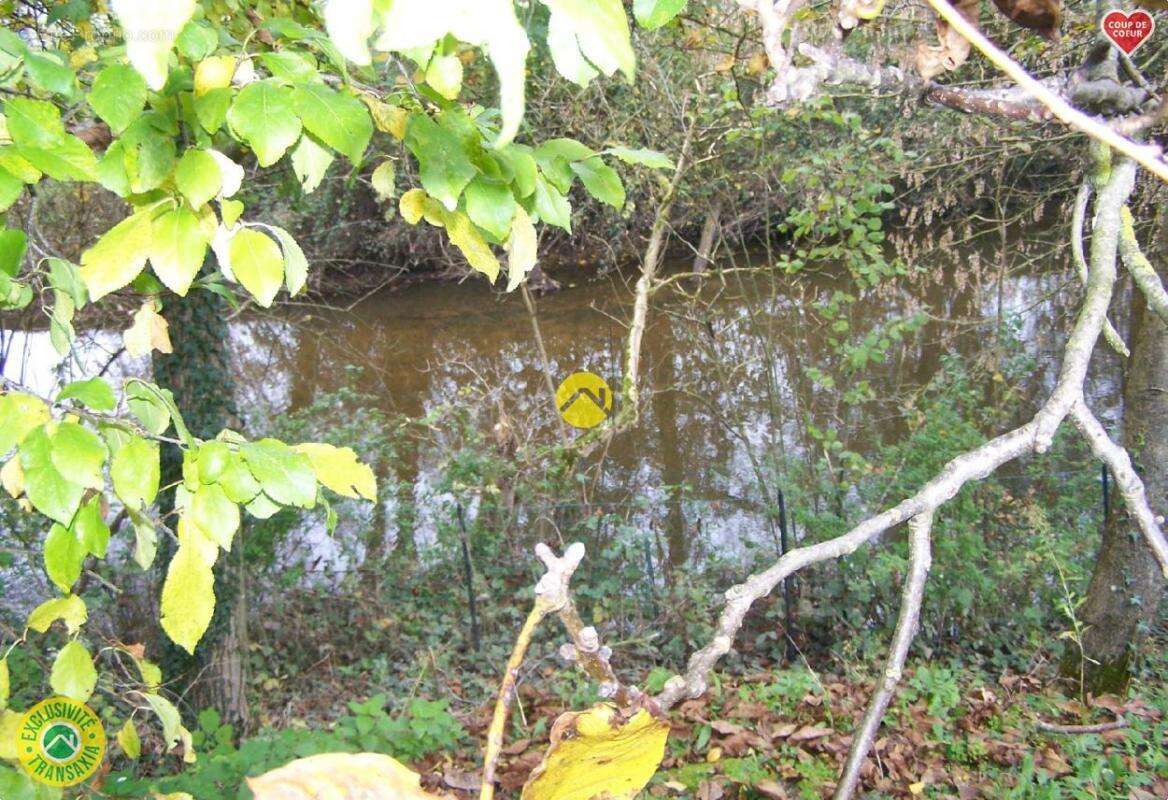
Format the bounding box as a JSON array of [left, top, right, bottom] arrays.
[[18, 697, 106, 787], [555, 371, 613, 429]]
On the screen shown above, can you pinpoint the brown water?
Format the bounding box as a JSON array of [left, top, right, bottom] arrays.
[[1, 227, 1121, 575], [223, 229, 1119, 571]]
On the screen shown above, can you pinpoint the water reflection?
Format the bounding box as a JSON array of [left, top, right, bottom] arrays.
[[1, 228, 1123, 580]]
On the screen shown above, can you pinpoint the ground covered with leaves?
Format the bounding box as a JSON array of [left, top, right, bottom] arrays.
[[101, 641, 1168, 800]]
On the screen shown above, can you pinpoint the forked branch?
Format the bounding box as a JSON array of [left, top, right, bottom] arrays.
[[651, 156, 1168, 798]]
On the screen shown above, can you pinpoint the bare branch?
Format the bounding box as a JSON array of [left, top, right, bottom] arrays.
[[1070, 399, 1168, 576], [833, 512, 933, 800], [1071, 181, 1129, 358], [480, 542, 586, 800], [921, 0, 1168, 183], [658, 154, 1139, 798], [1118, 206, 1168, 326]]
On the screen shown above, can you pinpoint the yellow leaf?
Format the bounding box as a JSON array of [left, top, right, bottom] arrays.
[[160, 542, 216, 654], [124, 301, 174, 358], [399, 188, 428, 224], [228, 228, 285, 307], [706, 746, 722, 763], [0, 709, 20, 759], [363, 98, 409, 139], [247, 752, 444, 799], [80, 207, 157, 300], [292, 443, 377, 500], [194, 56, 236, 96], [521, 705, 670, 800], [118, 718, 142, 759], [1, 455, 24, 498], [27, 594, 88, 634], [444, 209, 500, 282], [909, 781, 926, 795], [505, 205, 537, 291]]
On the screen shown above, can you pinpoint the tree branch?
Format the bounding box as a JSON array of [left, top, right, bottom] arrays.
[[921, 0, 1168, 183], [1069, 399, 1168, 576], [832, 512, 933, 800], [653, 154, 1137, 800], [1072, 181, 1129, 358], [1118, 206, 1168, 326]]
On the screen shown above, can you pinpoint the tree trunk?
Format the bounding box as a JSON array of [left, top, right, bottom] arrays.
[[1068, 219, 1167, 695], [153, 276, 250, 731]]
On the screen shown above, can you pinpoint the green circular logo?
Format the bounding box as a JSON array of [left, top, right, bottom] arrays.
[[18, 697, 106, 787]]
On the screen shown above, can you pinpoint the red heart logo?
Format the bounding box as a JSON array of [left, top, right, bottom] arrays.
[[1101, 9, 1155, 55]]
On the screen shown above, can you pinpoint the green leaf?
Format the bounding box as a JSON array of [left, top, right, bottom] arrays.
[[27, 594, 88, 634], [111, 436, 161, 509], [79, 207, 156, 301], [0, 229, 27, 277], [227, 80, 302, 167], [571, 158, 625, 209], [50, 640, 96, 702], [47, 257, 87, 308], [160, 543, 216, 654], [544, 0, 635, 86], [88, 64, 148, 134], [633, 0, 686, 29], [195, 441, 230, 484], [497, 144, 536, 198], [128, 507, 158, 569], [149, 207, 209, 296], [58, 378, 115, 411], [0, 391, 50, 454], [241, 438, 317, 508], [4, 98, 65, 149], [18, 135, 99, 182], [536, 138, 595, 162], [113, 0, 197, 90], [188, 482, 239, 550], [228, 228, 284, 307], [48, 421, 107, 490], [0, 147, 42, 184], [126, 380, 171, 436], [176, 19, 218, 60], [404, 113, 477, 211], [532, 173, 572, 232], [143, 692, 184, 751], [19, 426, 84, 525], [291, 83, 372, 163], [194, 87, 232, 133], [267, 226, 309, 296], [25, 51, 75, 97], [293, 443, 377, 500], [175, 149, 222, 209], [44, 523, 84, 593], [290, 135, 334, 193], [73, 497, 111, 558], [117, 719, 141, 760], [604, 146, 673, 169], [0, 168, 22, 213], [465, 178, 516, 241], [218, 455, 260, 504], [258, 51, 319, 82]]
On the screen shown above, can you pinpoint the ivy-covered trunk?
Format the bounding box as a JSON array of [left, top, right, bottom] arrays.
[[1068, 215, 1167, 695], [153, 276, 250, 731]]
